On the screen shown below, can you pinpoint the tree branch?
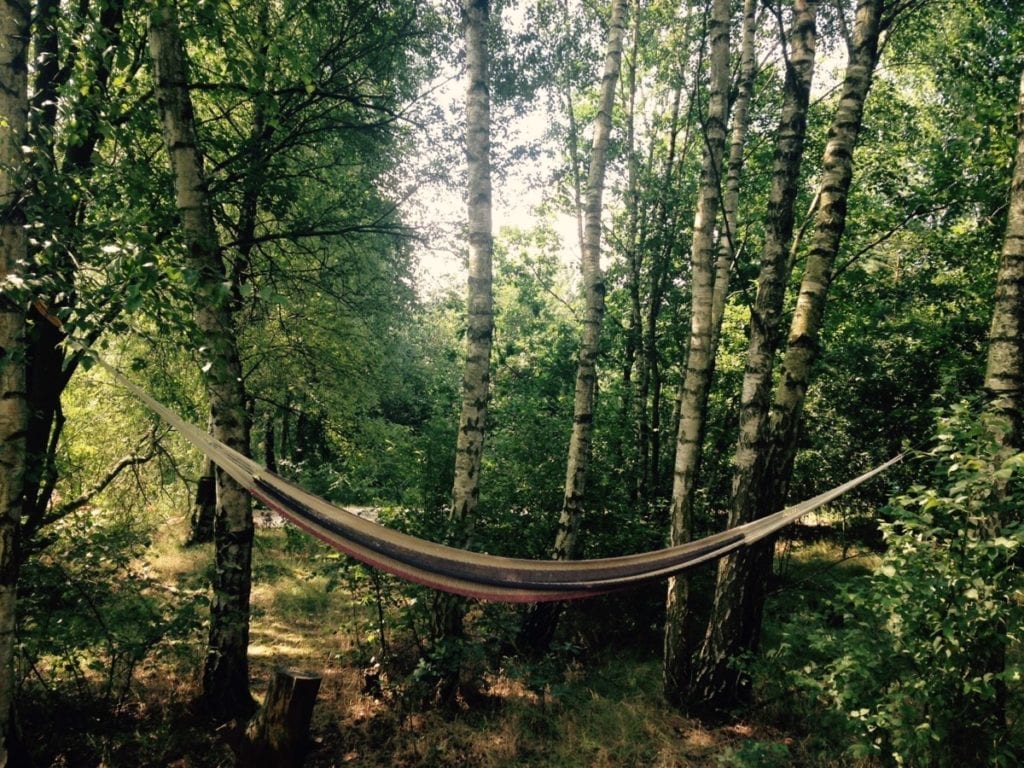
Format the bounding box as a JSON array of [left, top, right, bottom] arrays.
[[43, 437, 161, 525]]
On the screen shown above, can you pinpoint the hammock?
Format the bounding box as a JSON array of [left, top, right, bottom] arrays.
[[98, 358, 901, 603]]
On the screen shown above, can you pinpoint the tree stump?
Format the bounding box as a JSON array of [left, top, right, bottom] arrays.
[[238, 667, 322, 768]]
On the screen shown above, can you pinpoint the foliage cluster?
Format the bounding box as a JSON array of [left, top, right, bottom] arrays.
[[759, 405, 1024, 767]]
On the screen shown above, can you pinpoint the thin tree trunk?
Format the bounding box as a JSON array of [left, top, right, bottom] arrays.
[[433, 0, 495, 641], [552, 0, 628, 561], [763, 0, 883, 517], [640, 84, 691, 503], [21, 0, 124, 542], [725, 0, 820, 540], [709, 0, 758, 350], [149, 5, 256, 722], [0, 0, 30, 758], [519, 0, 628, 652], [690, 0, 881, 716], [264, 414, 278, 474], [618, 3, 642, 484], [662, 0, 732, 706]]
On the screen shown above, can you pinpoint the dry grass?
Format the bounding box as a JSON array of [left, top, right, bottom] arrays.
[[22, 518, 875, 767]]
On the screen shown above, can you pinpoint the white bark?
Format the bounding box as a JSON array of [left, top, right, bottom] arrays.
[[985, 67, 1024, 446], [149, 4, 255, 721], [663, 0, 732, 704], [685, 0, 824, 713], [450, 0, 494, 536], [553, 0, 629, 561], [0, 0, 28, 757]]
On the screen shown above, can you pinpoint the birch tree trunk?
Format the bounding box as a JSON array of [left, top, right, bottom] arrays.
[[985, 67, 1024, 450], [519, 0, 628, 652], [691, 7, 820, 706], [688, 0, 881, 716], [960, 66, 1024, 757], [553, 0, 628, 563], [433, 0, 495, 640], [763, 0, 883, 517], [149, 5, 256, 722], [662, 0, 732, 705], [709, 0, 758, 349], [0, 0, 29, 758]]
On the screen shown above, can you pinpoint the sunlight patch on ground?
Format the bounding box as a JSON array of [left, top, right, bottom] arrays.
[[248, 642, 305, 659]]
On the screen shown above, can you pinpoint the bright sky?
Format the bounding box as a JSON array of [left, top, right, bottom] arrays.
[[404, 86, 581, 296], [404, 5, 582, 297]]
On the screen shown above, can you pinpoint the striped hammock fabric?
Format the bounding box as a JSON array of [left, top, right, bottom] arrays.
[[99, 359, 902, 603]]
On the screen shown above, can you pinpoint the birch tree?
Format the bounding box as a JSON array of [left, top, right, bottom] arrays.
[[709, 0, 758, 348], [149, 5, 255, 721], [519, 0, 628, 651], [662, 0, 732, 704], [432, 0, 495, 641], [689, 0, 885, 714], [0, 0, 29, 757], [984, 67, 1024, 450], [553, 0, 628, 562]]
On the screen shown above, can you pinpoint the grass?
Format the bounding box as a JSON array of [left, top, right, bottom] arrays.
[[16, 515, 884, 767]]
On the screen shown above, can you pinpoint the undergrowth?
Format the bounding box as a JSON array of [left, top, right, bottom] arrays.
[[15, 504, 895, 767]]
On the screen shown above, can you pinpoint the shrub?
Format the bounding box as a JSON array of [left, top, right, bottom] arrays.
[[826, 405, 1024, 766]]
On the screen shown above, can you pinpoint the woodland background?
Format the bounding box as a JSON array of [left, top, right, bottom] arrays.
[[1, 0, 1023, 765]]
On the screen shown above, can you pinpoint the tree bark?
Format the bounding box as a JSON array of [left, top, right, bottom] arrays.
[[689, 0, 881, 716], [239, 668, 322, 768], [149, 4, 256, 722], [519, 0, 628, 653], [432, 0, 495, 641], [709, 0, 758, 350], [766, 0, 882, 509], [617, 3, 642, 486], [21, 0, 125, 545], [961, 64, 1024, 761], [0, 0, 29, 759], [553, 0, 628, 562], [662, 0, 732, 706], [984, 67, 1024, 449]]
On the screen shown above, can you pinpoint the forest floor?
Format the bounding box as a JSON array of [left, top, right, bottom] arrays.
[[23, 518, 880, 767]]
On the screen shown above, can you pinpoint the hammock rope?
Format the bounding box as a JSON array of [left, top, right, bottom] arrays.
[[94, 357, 903, 603]]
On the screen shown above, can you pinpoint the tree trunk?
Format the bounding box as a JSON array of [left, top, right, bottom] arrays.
[[984, 67, 1024, 450], [239, 668, 322, 768], [662, 0, 732, 706], [0, 0, 30, 758], [21, 0, 124, 546], [264, 414, 278, 474], [433, 0, 495, 640], [149, 4, 256, 722], [689, 0, 881, 716], [765, 0, 882, 511], [959, 63, 1024, 762], [639, 83, 690, 504], [617, 5, 642, 485], [519, 0, 628, 653], [709, 0, 758, 349], [553, 0, 628, 563]]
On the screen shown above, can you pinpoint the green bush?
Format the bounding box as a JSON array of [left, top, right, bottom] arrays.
[[824, 405, 1023, 766]]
